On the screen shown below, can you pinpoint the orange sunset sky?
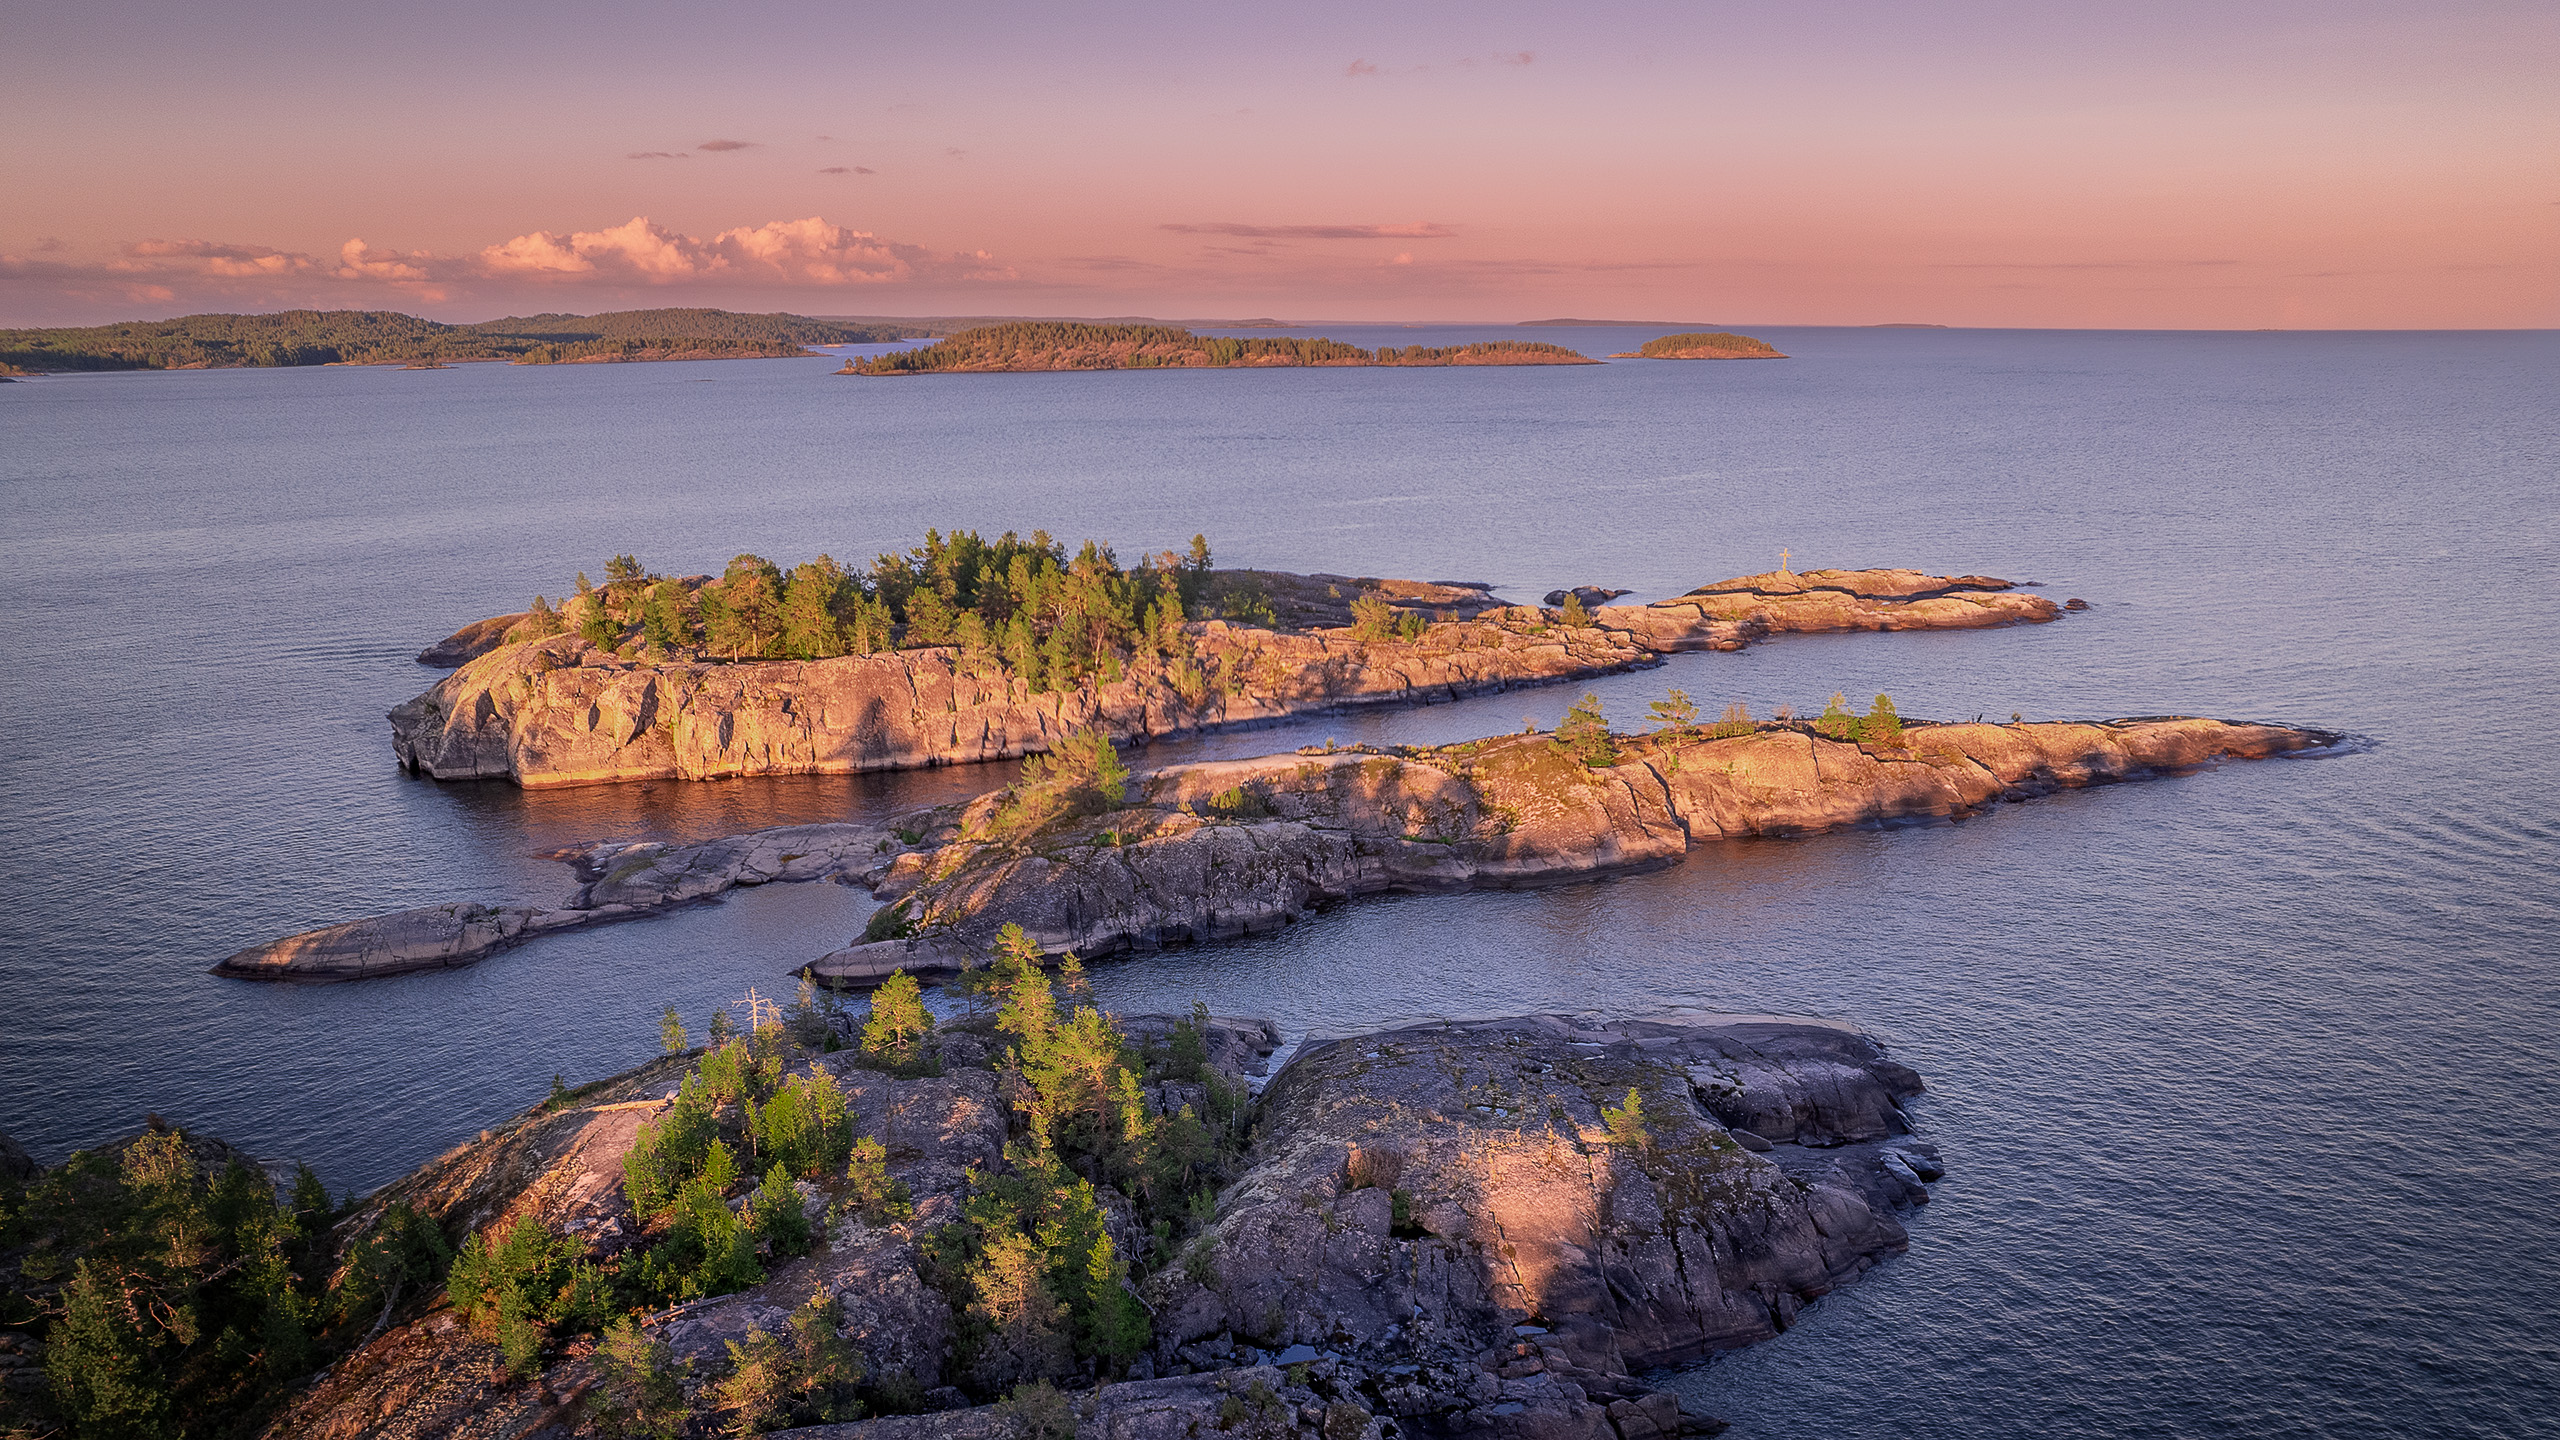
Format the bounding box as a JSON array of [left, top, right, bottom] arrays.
[[3, 0, 2553, 329]]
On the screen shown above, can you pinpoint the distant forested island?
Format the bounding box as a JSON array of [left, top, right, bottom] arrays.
[[844, 322, 1597, 375], [0, 308, 926, 374], [1610, 331, 1789, 360]]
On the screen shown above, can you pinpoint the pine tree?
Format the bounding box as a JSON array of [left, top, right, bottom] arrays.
[[779, 560, 850, 659], [1858, 694, 1904, 747], [642, 580, 698, 650], [1179, 534, 1213, 613], [1647, 688, 1699, 738], [1558, 593, 1593, 627], [661, 1005, 689, 1055], [861, 970, 936, 1075], [1553, 693, 1617, 767]]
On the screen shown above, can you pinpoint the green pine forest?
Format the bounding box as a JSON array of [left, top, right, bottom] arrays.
[[523, 531, 1314, 698], [849, 322, 1596, 374], [0, 309, 924, 374]]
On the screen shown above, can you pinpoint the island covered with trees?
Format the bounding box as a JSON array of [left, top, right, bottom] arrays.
[[390, 535, 2073, 788], [1609, 331, 1788, 359], [0, 308, 923, 373], [844, 322, 1597, 374]]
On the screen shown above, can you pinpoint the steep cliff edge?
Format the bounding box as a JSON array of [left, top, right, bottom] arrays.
[[388, 568, 2057, 788]]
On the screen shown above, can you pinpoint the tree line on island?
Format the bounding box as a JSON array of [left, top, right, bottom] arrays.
[[513, 530, 1443, 696], [846, 322, 1598, 374], [0, 950, 1248, 1438], [0, 308, 924, 374]]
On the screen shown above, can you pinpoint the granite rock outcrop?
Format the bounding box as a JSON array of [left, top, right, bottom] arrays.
[[806, 715, 2336, 986], [269, 1011, 1924, 1440], [388, 569, 2058, 788]]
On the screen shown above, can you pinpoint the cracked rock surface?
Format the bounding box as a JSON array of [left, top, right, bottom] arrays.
[[386, 569, 2059, 788]]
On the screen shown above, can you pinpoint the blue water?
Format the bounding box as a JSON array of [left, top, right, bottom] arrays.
[[1, 326, 2553, 1438]]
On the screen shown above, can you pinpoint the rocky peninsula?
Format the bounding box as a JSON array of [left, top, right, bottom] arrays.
[[219, 713, 2333, 984], [390, 567, 2061, 789], [234, 1006, 1932, 1440]]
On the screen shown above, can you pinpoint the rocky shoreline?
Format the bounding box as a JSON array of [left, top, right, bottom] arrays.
[[388, 568, 2062, 789], [255, 1010, 1935, 1440], [215, 715, 2335, 985]]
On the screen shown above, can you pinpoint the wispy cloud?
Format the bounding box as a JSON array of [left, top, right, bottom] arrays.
[[818, 166, 876, 175], [1930, 259, 2240, 270], [696, 139, 757, 152], [1345, 51, 1533, 78], [627, 151, 689, 160], [1162, 222, 1457, 241]]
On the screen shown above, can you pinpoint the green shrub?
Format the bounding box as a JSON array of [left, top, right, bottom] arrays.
[[1553, 693, 1618, 767], [748, 1162, 813, 1258], [755, 1068, 855, 1176], [1203, 784, 1270, 820], [1557, 593, 1593, 627], [712, 1288, 864, 1436], [1813, 692, 1860, 741], [1648, 688, 1699, 737], [623, 1089, 719, 1215], [446, 1216, 612, 1377], [992, 727, 1131, 835], [1704, 701, 1756, 740], [590, 1317, 692, 1439], [843, 1137, 915, 1225], [1601, 1089, 1651, 1151], [862, 898, 921, 942], [1858, 693, 1904, 746]]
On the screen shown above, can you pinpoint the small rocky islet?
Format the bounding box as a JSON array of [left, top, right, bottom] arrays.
[[391, 565, 2062, 788]]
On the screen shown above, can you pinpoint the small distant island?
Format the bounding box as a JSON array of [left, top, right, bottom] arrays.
[[843, 322, 1597, 375], [1609, 331, 1789, 360], [0, 308, 927, 374]]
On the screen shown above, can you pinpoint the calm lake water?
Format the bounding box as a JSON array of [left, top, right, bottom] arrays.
[[1, 325, 2553, 1438]]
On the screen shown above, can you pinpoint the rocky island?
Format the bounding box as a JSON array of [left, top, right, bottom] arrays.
[[843, 323, 1597, 375], [219, 710, 2334, 985], [1605, 334, 1786, 361], [391, 537, 2063, 789], [4, 983, 1940, 1439]]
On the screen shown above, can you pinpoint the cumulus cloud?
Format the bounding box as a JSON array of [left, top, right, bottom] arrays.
[[696, 139, 757, 152], [1162, 222, 1457, 241], [1, 215, 1012, 314], [479, 215, 1005, 287]]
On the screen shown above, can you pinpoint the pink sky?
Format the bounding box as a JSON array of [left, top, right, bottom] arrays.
[[3, 1, 2552, 328]]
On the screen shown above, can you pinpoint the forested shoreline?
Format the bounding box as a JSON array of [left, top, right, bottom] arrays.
[[514, 531, 1309, 698], [848, 322, 1597, 374], [0, 308, 921, 373]]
